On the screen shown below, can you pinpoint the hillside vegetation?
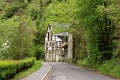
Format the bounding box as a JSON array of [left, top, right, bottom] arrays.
[[0, 0, 120, 78]]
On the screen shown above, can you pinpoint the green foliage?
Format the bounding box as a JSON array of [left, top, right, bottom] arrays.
[[0, 0, 119, 78], [76, 0, 118, 66], [77, 58, 88, 67], [0, 15, 36, 60], [15, 60, 42, 80], [76, 58, 120, 77], [0, 58, 35, 80], [97, 58, 120, 77], [44, 0, 76, 24], [71, 23, 87, 63], [0, 0, 41, 60], [34, 45, 45, 60], [0, 0, 28, 19]]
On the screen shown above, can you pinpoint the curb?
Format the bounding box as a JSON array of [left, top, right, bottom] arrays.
[[41, 63, 52, 80]]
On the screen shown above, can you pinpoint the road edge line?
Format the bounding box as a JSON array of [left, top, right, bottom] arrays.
[[41, 63, 52, 80]]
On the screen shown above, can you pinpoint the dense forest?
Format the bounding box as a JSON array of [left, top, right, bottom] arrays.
[[0, 0, 120, 78]]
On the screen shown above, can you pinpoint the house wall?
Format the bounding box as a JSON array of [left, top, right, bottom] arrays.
[[45, 25, 73, 62], [45, 50, 64, 62]]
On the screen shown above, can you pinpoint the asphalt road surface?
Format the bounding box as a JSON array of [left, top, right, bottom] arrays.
[[21, 62, 49, 80], [47, 62, 116, 80]]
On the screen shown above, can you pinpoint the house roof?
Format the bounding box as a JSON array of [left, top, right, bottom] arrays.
[[52, 35, 62, 41], [54, 32, 68, 36], [56, 36, 62, 41]]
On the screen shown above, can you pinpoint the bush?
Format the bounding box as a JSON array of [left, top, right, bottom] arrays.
[[34, 45, 44, 60], [0, 58, 35, 80], [77, 58, 88, 67]]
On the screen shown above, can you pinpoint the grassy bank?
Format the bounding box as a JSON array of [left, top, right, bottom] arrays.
[[76, 58, 120, 78], [96, 58, 120, 78], [14, 60, 42, 80]]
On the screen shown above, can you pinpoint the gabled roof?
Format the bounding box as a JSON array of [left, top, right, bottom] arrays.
[[54, 32, 68, 36]]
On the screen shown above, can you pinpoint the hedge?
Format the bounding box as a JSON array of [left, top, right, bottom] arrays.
[[0, 58, 35, 80]]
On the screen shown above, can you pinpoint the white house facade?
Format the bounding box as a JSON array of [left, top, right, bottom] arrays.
[[45, 24, 73, 62]]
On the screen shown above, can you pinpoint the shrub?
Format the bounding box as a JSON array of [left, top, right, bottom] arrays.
[[77, 58, 88, 66], [0, 58, 35, 80]]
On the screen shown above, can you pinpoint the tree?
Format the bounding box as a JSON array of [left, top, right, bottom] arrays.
[[0, 15, 36, 60], [76, 0, 116, 66]]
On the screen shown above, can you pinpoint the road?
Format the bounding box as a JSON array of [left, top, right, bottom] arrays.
[[47, 62, 116, 80], [21, 62, 50, 80]]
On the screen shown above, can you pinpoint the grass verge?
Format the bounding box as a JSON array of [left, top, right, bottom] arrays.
[[96, 58, 120, 78], [14, 60, 42, 80], [75, 58, 120, 78]]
